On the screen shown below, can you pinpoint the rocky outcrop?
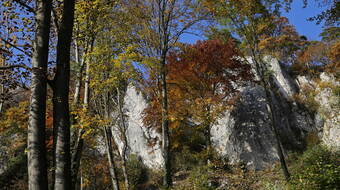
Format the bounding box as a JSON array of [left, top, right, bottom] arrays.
[[115, 86, 163, 168], [297, 72, 340, 150], [117, 57, 338, 169], [211, 57, 315, 169]]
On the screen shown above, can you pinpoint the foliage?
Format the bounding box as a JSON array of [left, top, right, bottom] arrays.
[[0, 101, 29, 189], [288, 145, 340, 190], [304, 132, 321, 148], [258, 16, 308, 65], [143, 39, 253, 152], [70, 107, 107, 137], [307, 0, 339, 26], [126, 154, 148, 190], [293, 84, 320, 113], [174, 165, 214, 190]]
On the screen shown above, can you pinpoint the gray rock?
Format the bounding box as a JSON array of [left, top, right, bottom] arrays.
[[117, 86, 163, 168], [115, 59, 338, 170], [211, 58, 313, 169]]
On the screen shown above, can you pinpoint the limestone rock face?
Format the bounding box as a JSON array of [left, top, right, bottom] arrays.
[[117, 58, 338, 170], [297, 72, 340, 150], [118, 86, 163, 168], [317, 73, 340, 150], [211, 57, 314, 169], [211, 86, 280, 169]]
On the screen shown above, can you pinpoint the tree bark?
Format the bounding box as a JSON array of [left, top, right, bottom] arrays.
[[0, 55, 5, 115], [53, 0, 75, 189], [264, 82, 291, 180], [104, 127, 120, 190], [117, 87, 129, 190], [71, 40, 94, 189], [160, 53, 172, 187], [83, 56, 90, 107], [27, 0, 52, 189], [251, 54, 290, 181], [71, 129, 85, 190], [73, 39, 85, 105]]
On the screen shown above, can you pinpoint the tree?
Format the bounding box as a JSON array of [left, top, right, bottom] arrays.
[[52, 0, 76, 189], [123, 0, 208, 186], [306, 0, 339, 26], [144, 39, 253, 162], [27, 0, 52, 189], [0, 0, 34, 114], [90, 43, 139, 190], [0, 101, 29, 189], [258, 16, 308, 65], [168, 40, 253, 147], [204, 0, 291, 180]]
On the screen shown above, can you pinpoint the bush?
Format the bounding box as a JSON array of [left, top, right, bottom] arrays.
[[175, 165, 215, 190], [289, 145, 340, 190], [293, 84, 320, 113], [126, 154, 148, 190], [172, 146, 202, 171]]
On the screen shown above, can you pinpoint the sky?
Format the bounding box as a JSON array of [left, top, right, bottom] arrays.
[[282, 0, 328, 41], [181, 0, 329, 44]]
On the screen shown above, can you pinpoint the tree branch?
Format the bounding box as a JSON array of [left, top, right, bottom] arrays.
[[0, 38, 32, 57], [0, 64, 31, 70], [12, 0, 35, 13]]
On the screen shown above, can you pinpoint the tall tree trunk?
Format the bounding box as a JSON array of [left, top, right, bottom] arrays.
[[27, 0, 52, 189], [53, 0, 75, 189], [71, 40, 94, 189], [251, 54, 290, 181], [79, 170, 83, 190], [264, 82, 290, 180], [102, 92, 120, 190], [117, 87, 129, 190], [160, 54, 172, 187], [0, 55, 5, 114], [71, 129, 85, 190], [83, 56, 90, 106], [104, 127, 120, 190], [73, 39, 86, 105]]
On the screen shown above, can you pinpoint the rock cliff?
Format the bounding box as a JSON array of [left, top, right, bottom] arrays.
[[116, 57, 339, 169]]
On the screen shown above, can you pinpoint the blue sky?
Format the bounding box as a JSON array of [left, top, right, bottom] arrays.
[[282, 0, 328, 41], [181, 0, 329, 44]]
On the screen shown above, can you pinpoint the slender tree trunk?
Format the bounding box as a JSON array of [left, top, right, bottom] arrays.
[[73, 39, 86, 105], [80, 170, 83, 190], [27, 0, 52, 189], [83, 56, 90, 106], [71, 129, 85, 190], [251, 54, 290, 181], [53, 0, 75, 189], [0, 55, 5, 114], [117, 88, 129, 190], [104, 127, 120, 190], [71, 40, 94, 189], [160, 54, 172, 187], [264, 82, 290, 180]]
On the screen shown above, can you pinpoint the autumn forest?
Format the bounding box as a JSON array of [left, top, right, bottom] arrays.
[[0, 0, 339, 189]]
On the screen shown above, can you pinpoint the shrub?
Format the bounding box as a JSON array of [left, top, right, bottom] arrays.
[[126, 154, 148, 190], [289, 145, 340, 190], [186, 166, 215, 190], [172, 146, 202, 171], [293, 84, 320, 113], [333, 85, 340, 97], [304, 132, 321, 147]]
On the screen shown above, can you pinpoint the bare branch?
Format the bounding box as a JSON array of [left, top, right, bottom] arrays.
[[0, 64, 31, 70], [0, 38, 32, 57], [12, 0, 35, 13]]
